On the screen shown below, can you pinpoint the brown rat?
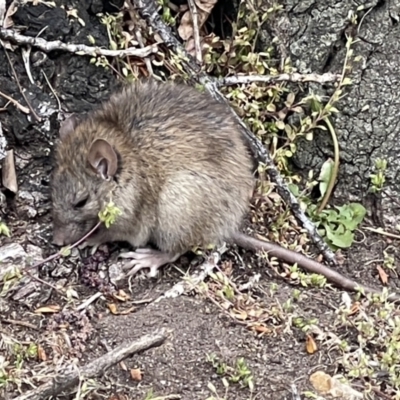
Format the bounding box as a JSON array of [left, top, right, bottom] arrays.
[[51, 80, 254, 277], [50, 80, 376, 296]]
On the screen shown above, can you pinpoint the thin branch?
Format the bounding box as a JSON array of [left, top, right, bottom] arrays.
[[155, 250, 222, 302], [0, 89, 29, 114], [132, 0, 338, 267], [217, 72, 341, 86], [188, 0, 202, 63], [13, 329, 168, 400], [4, 49, 41, 121], [0, 28, 158, 58], [135, 28, 154, 75]]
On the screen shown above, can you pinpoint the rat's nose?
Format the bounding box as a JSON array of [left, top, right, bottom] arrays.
[[52, 230, 66, 246]]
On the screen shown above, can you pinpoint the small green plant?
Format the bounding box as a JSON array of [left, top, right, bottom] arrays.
[[289, 265, 328, 287], [292, 316, 319, 332], [0, 341, 38, 389], [157, 0, 176, 25], [334, 292, 400, 397], [207, 354, 254, 391], [99, 13, 124, 50], [370, 158, 387, 193], [143, 389, 155, 400], [98, 199, 122, 228], [0, 220, 10, 237], [383, 249, 396, 272], [307, 202, 366, 249], [90, 55, 110, 69]]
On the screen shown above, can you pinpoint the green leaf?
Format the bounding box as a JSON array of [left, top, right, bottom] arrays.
[[318, 159, 334, 199], [288, 183, 299, 196], [0, 222, 10, 237], [327, 230, 354, 249], [266, 103, 276, 112], [285, 92, 295, 107], [60, 246, 71, 257]]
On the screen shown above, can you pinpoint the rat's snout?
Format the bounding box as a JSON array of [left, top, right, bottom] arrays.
[[52, 229, 68, 246]]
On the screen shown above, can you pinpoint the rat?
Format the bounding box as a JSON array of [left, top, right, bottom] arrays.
[[50, 79, 372, 295], [51, 79, 254, 277]]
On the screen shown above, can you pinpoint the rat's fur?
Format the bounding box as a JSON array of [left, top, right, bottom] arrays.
[[51, 80, 254, 257]]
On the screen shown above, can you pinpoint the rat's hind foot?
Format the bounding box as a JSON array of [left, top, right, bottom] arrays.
[[119, 248, 180, 278]]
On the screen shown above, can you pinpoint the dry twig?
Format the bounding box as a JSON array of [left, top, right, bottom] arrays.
[[0, 28, 158, 58], [13, 328, 168, 400], [4, 49, 41, 121], [135, 28, 154, 75], [155, 250, 222, 302], [0, 89, 29, 114], [217, 72, 341, 86], [187, 0, 202, 63], [2, 149, 17, 193]]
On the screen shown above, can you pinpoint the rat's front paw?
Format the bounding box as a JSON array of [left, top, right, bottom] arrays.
[[119, 248, 180, 278]]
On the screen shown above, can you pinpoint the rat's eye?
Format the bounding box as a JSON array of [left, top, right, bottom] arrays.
[[74, 196, 89, 209]]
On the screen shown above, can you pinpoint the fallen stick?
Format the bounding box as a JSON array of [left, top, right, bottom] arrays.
[[0, 28, 158, 58], [12, 328, 168, 400]]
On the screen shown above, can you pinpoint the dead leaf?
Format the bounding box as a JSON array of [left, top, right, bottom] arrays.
[[37, 345, 47, 361], [306, 334, 317, 354], [195, 0, 217, 14], [247, 308, 264, 318], [377, 265, 388, 284], [118, 306, 136, 315], [3, 0, 18, 28], [113, 289, 130, 302], [231, 309, 248, 320], [310, 370, 363, 399], [2, 150, 18, 193], [349, 302, 360, 316], [34, 305, 61, 314], [310, 371, 332, 393], [250, 324, 272, 334], [130, 368, 142, 381], [108, 303, 135, 315], [0, 0, 5, 26], [108, 303, 118, 314], [178, 0, 218, 40]]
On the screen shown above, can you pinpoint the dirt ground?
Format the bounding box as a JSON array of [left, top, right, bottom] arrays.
[[1, 1, 400, 400]]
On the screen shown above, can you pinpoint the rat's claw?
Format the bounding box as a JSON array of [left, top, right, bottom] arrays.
[[119, 248, 180, 278]]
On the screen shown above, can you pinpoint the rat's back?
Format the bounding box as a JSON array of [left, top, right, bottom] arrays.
[[97, 81, 251, 173]]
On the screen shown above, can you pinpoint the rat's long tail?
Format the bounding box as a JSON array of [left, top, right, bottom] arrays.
[[231, 231, 390, 298]]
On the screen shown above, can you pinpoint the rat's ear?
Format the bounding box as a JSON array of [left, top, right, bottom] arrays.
[[59, 115, 79, 140], [88, 139, 118, 180]]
